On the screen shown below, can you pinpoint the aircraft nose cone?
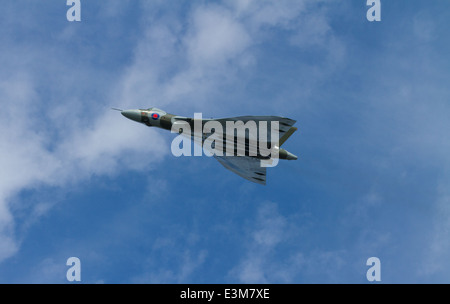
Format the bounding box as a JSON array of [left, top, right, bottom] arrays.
[[121, 110, 141, 122]]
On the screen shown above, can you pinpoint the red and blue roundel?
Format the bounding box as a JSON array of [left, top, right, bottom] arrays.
[[151, 113, 160, 120]]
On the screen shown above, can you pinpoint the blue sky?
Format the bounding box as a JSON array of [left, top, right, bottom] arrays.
[[0, 0, 449, 283]]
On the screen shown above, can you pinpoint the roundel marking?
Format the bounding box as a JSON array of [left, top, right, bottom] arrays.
[[152, 113, 160, 120]]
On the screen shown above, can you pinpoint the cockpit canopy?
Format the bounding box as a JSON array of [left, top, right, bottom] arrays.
[[141, 107, 166, 115]]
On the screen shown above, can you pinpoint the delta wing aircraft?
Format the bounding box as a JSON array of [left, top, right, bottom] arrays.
[[116, 107, 297, 185]]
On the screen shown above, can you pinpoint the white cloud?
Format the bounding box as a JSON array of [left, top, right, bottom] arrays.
[[0, 0, 342, 266], [123, 0, 341, 112], [230, 202, 287, 283], [230, 202, 347, 283], [186, 6, 251, 67], [0, 10, 169, 264]]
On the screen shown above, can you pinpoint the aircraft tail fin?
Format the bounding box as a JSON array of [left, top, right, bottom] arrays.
[[279, 127, 297, 147]]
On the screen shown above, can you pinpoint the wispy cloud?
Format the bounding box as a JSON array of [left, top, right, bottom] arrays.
[[1, 0, 449, 284], [230, 202, 348, 283], [0, 0, 341, 266]]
